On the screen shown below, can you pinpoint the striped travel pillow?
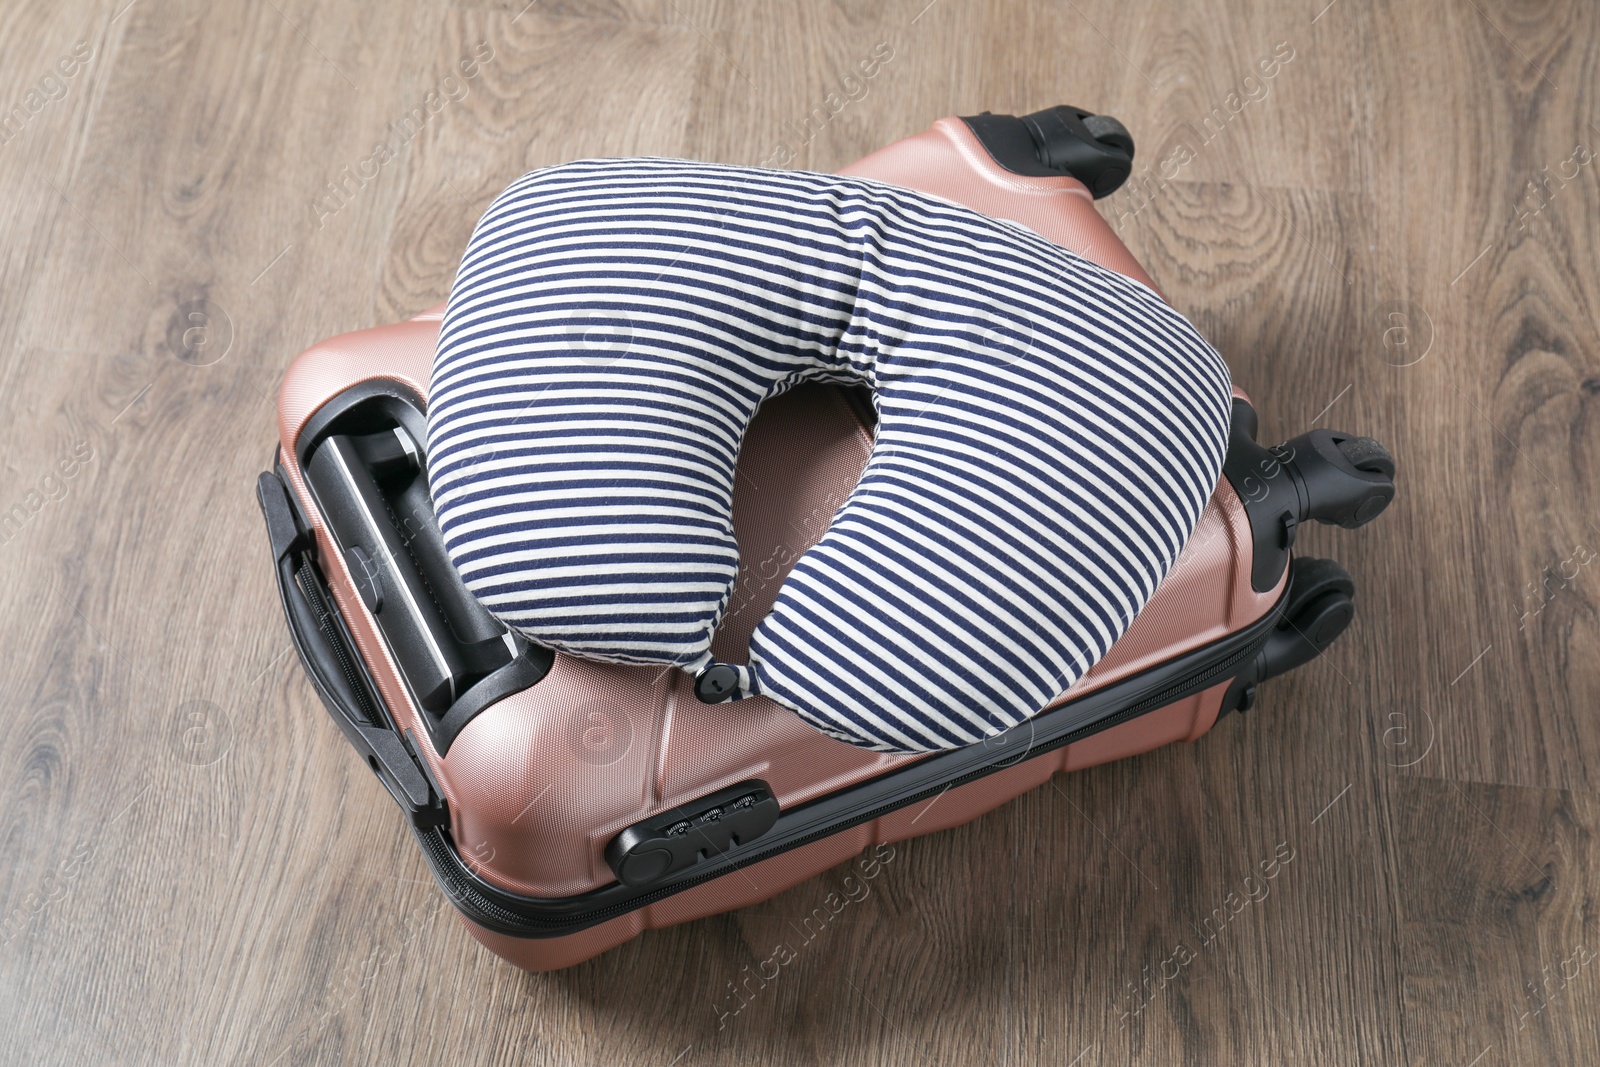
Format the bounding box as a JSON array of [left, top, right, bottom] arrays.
[[427, 158, 1232, 754]]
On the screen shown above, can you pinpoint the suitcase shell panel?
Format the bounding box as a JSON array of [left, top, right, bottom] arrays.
[[457, 681, 1232, 973]]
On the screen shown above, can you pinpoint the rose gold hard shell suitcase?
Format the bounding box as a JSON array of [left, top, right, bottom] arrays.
[[256, 107, 1395, 972]]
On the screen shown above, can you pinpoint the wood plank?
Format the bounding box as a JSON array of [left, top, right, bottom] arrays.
[[1, 0, 1598, 1064], [1387, 777, 1600, 1066]]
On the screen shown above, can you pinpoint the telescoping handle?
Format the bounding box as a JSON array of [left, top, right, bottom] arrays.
[[306, 428, 483, 712], [288, 384, 554, 755]]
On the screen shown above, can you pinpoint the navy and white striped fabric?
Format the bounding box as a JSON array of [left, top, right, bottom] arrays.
[[428, 158, 1231, 753]]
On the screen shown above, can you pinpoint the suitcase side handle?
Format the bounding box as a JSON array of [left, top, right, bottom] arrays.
[[257, 468, 447, 827]]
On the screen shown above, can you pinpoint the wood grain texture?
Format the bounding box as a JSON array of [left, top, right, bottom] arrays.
[[1, 0, 1597, 1064]]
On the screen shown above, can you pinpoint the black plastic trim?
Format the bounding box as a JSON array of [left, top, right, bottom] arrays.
[[295, 379, 427, 472], [959, 105, 1135, 197], [960, 112, 1061, 177], [1221, 398, 1299, 593]]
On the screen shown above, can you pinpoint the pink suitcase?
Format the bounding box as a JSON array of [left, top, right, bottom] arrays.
[[256, 106, 1395, 971]]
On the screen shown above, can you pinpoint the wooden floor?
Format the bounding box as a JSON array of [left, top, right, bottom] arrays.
[[2, 0, 1598, 1063]]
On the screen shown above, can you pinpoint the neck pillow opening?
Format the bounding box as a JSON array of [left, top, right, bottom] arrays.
[[427, 158, 1232, 754]]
